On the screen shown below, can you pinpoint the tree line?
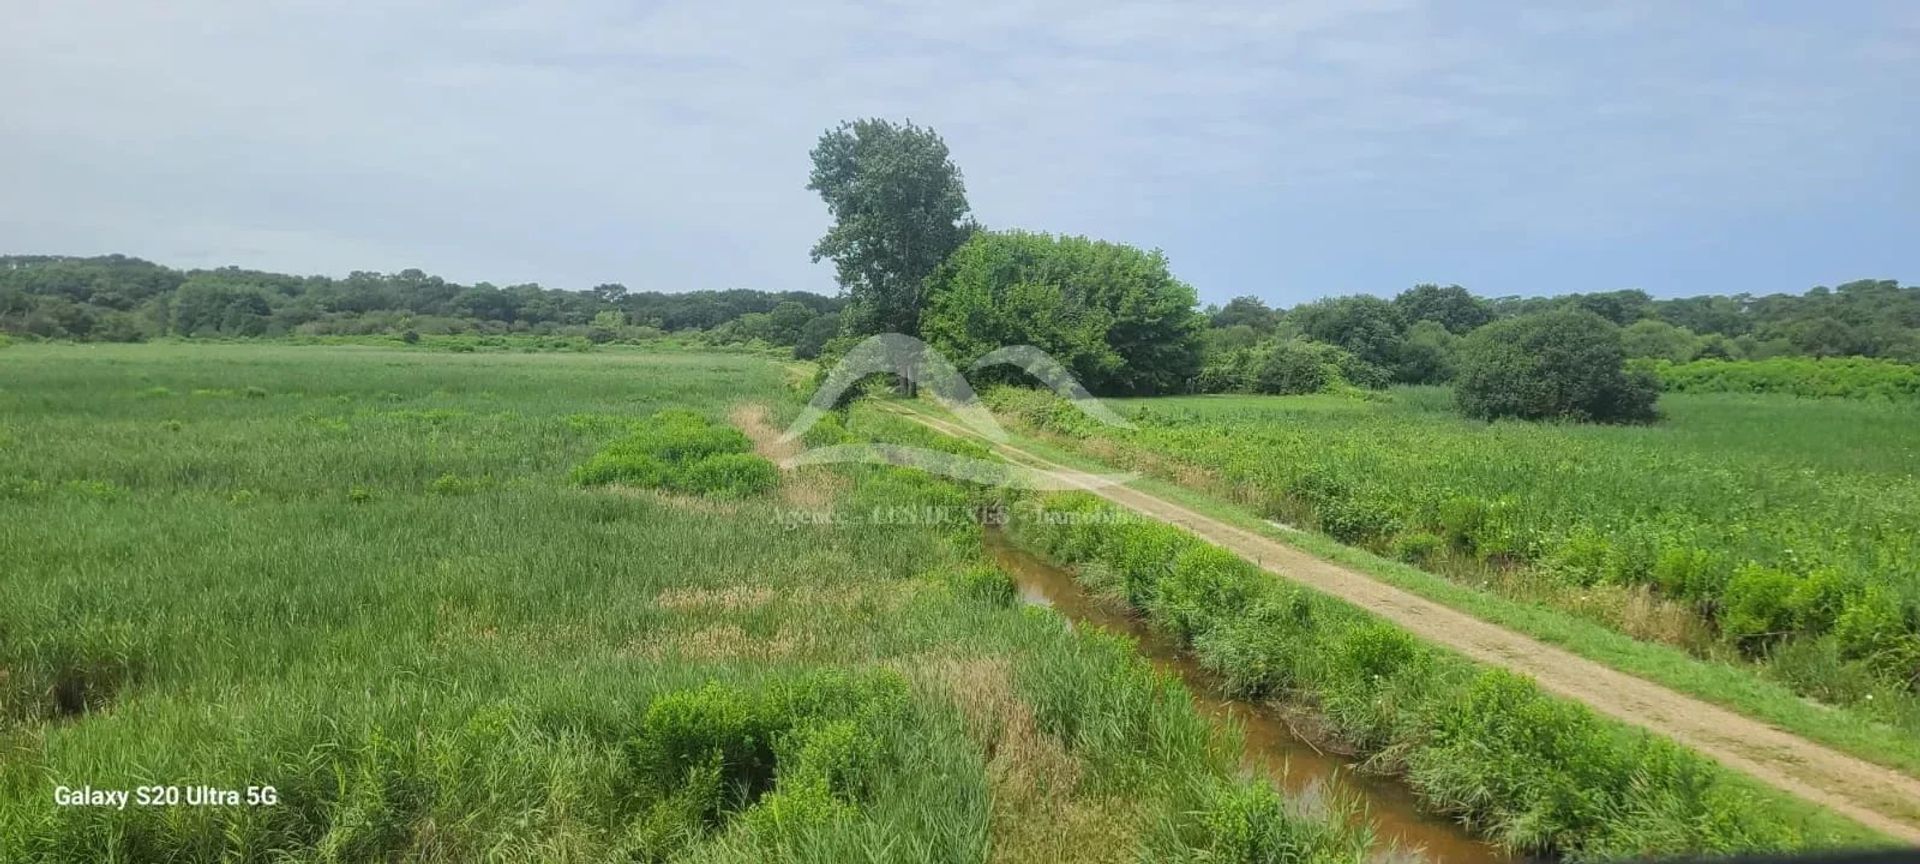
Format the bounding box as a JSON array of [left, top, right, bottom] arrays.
[[0, 255, 847, 357], [5, 117, 1911, 423], [801, 119, 1912, 422]]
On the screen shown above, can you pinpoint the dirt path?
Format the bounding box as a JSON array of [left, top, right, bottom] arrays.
[[888, 404, 1920, 844], [731, 402, 843, 508]]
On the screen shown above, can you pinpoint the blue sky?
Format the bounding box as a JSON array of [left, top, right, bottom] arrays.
[[3, 1, 1914, 307]]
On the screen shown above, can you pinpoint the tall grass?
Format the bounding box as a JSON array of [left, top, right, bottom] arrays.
[[0, 343, 1366, 862], [1005, 492, 1880, 860], [985, 385, 1920, 741]]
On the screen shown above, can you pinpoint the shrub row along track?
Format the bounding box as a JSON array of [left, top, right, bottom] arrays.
[[884, 403, 1920, 844]]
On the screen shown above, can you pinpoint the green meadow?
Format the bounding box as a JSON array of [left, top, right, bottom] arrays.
[[985, 385, 1920, 765], [0, 342, 1901, 862], [0, 343, 1368, 862]]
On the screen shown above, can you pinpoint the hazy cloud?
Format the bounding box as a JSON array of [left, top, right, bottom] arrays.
[[3, 0, 1914, 303]]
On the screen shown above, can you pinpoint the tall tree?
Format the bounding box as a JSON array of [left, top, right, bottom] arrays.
[[1288, 295, 1406, 370], [1211, 295, 1280, 332], [1392, 283, 1491, 334], [807, 119, 972, 337]]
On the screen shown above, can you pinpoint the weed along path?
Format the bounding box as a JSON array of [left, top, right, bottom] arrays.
[[885, 403, 1920, 845], [983, 529, 1511, 864]]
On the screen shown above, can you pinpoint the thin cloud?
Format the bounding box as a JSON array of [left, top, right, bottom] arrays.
[[1, 0, 1913, 301]]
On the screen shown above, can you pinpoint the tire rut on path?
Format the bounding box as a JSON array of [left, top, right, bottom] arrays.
[[887, 404, 1920, 844]]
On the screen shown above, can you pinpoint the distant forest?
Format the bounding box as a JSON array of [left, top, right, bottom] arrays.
[[0, 254, 848, 356], [1, 254, 1912, 371]]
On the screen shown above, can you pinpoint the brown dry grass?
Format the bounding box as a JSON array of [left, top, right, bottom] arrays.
[[1562, 583, 1714, 651], [594, 485, 745, 515], [652, 581, 926, 615], [730, 401, 849, 508], [625, 623, 815, 662], [913, 655, 1138, 864]]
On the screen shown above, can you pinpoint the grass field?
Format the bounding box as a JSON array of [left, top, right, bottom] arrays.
[[0, 342, 1907, 862], [984, 385, 1920, 763], [0, 343, 1370, 862]]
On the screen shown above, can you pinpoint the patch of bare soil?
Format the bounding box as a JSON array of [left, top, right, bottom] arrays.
[[730, 402, 847, 508], [891, 404, 1920, 844]]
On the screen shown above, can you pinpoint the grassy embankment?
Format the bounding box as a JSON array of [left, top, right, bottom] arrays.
[[976, 385, 1920, 776], [1002, 488, 1879, 858]]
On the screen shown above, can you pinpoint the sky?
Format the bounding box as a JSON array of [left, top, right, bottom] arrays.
[[3, 1, 1915, 307]]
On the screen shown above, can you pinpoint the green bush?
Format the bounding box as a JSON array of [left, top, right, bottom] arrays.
[[1194, 337, 1387, 395], [944, 565, 1016, 606], [799, 410, 849, 447], [570, 451, 672, 487], [1151, 544, 1261, 640], [1653, 356, 1920, 401], [1390, 530, 1445, 565], [1650, 545, 1727, 603], [625, 671, 910, 852], [920, 229, 1206, 396], [1436, 496, 1490, 551], [675, 453, 780, 498], [1253, 339, 1335, 394], [1314, 495, 1400, 544], [571, 410, 777, 498], [1455, 309, 1660, 423], [1163, 776, 1365, 864], [1789, 568, 1858, 635], [631, 683, 778, 819], [1833, 586, 1911, 672], [1720, 565, 1801, 652], [1317, 623, 1436, 751], [607, 413, 751, 464]]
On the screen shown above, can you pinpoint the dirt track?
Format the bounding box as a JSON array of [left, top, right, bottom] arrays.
[[889, 404, 1920, 844]]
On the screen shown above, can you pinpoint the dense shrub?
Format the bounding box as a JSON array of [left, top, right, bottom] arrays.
[[1393, 319, 1460, 384], [625, 672, 910, 855], [569, 410, 778, 498], [1651, 356, 1920, 401], [942, 565, 1016, 606], [1835, 587, 1912, 668], [1160, 777, 1366, 864], [571, 451, 673, 487], [1195, 337, 1387, 396], [1720, 565, 1801, 652], [920, 230, 1207, 395], [1455, 309, 1660, 423], [674, 453, 780, 498]]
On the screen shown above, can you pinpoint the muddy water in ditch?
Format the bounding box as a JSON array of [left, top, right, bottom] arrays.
[[984, 529, 1510, 864]]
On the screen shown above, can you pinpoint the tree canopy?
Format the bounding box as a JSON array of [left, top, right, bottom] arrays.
[[919, 231, 1205, 396], [0, 254, 842, 352], [1393, 284, 1492, 334], [1454, 309, 1659, 423], [807, 119, 972, 338]]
